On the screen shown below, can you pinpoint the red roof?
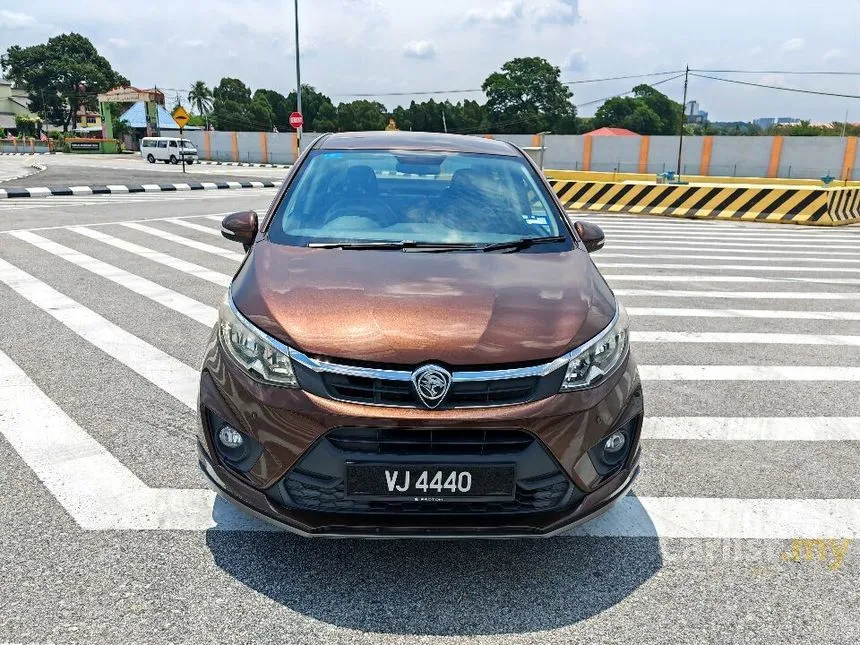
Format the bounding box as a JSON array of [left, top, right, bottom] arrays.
[[584, 127, 639, 136]]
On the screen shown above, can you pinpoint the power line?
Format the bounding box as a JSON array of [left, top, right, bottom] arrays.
[[690, 73, 860, 100], [575, 73, 686, 109], [330, 70, 685, 98], [692, 69, 860, 76]]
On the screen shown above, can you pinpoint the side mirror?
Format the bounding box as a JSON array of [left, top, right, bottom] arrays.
[[574, 220, 605, 253], [221, 211, 258, 251]]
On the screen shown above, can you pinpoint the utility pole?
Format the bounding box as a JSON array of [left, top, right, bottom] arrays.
[[676, 65, 689, 180], [294, 0, 303, 148]]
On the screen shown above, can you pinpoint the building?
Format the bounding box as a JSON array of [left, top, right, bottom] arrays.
[[74, 105, 103, 134], [0, 78, 40, 134], [685, 100, 708, 124], [754, 117, 776, 129]]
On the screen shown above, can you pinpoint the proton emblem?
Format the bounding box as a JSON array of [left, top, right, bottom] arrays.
[[411, 364, 452, 409]]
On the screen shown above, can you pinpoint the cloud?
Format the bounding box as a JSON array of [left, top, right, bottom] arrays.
[[402, 39, 436, 60], [0, 9, 36, 29], [780, 37, 805, 52], [562, 49, 587, 72], [107, 37, 129, 48], [464, 0, 523, 26], [535, 0, 580, 25], [822, 48, 845, 62], [181, 40, 207, 48]]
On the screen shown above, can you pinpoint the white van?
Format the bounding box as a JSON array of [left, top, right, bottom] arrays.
[[140, 137, 198, 164]]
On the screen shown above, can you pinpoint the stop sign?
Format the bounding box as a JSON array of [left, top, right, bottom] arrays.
[[289, 112, 304, 129]]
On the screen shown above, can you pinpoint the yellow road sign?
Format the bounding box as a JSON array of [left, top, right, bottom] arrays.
[[172, 106, 190, 128]]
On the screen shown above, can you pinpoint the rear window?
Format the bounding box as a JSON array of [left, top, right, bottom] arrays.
[[268, 149, 563, 247]]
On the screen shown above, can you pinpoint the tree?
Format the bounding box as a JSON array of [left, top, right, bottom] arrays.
[[336, 100, 387, 131], [211, 77, 253, 130], [591, 86, 681, 135], [188, 81, 213, 116], [1, 33, 128, 132], [481, 57, 576, 134], [313, 101, 338, 132], [286, 85, 336, 132], [631, 85, 682, 135]]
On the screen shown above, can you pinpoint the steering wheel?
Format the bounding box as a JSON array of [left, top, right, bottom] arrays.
[[321, 200, 398, 226]]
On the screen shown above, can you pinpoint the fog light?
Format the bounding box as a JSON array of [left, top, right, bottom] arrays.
[[218, 426, 244, 449], [604, 431, 626, 453]]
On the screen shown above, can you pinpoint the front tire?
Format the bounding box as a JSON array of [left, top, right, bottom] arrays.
[[147, 154, 155, 163], [169, 155, 178, 164]]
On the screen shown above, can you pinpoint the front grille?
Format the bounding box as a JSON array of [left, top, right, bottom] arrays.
[[274, 426, 582, 516], [322, 373, 538, 408], [283, 470, 572, 515], [327, 427, 533, 456]]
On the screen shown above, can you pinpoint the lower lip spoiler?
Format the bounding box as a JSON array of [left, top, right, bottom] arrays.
[[198, 453, 640, 539]]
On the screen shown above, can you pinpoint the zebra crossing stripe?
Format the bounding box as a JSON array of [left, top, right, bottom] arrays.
[[642, 417, 860, 441], [597, 261, 858, 274], [616, 289, 860, 300], [8, 231, 217, 327], [164, 218, 222, 236], [0, 348, 264, 532], [633, 331, 860, 345], [2, 345, 858, 535], [68, 227, 232, 286], [604, 274, 860, 285], [628, 307, 860, 320], [639, 365, 860, 381], [119, 222, 246, 261], [599, 251, 860, 265], [605, 243, 860, 257], [0, 257, 199, 408]]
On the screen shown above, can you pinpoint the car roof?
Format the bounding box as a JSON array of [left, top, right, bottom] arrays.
[[316, 131, 520, 156]]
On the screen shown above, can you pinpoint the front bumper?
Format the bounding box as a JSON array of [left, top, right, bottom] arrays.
[[197, 333, 643, 538]]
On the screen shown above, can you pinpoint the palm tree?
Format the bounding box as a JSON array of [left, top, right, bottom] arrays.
[[188, 81, 213, 117]]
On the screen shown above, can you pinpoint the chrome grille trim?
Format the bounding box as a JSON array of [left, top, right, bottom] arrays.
[[288, 349, 569, 382]]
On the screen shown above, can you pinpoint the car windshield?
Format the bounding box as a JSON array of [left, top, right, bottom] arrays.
[[268, 149, 565, 247], [180, 140, 195, 148]]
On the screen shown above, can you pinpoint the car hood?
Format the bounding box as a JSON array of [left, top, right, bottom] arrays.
[[231, 241, 616, 367]]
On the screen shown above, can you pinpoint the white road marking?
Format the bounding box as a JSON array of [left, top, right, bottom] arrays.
[[604, 274, 860, 285], [164, 218, 222, 236], [68, 227, 232, 286], [0, 257, 199, 408], [2, 351, 857, 535], [628, 307, 860, 320], [569, 497, 860, 538], [8, 231, 217, 327], [616, 289, 860, 301], [605, 242, 860, 257], [119, 222, 246, 261], [0, 348, 265, 532], [597, 261, 859, 274], [642, 417, 860, 441], [639, 365, 860, 381], [599, 251, 860, 265], [633, 331, 860, 345]]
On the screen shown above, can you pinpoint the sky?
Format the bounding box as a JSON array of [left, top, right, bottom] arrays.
[[1, 0, 859, 123]]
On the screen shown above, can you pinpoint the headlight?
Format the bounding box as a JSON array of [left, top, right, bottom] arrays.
[[560, 305, 629, 392], [218, 294, 299, 387]]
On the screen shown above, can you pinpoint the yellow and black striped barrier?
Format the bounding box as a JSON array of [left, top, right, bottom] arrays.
[[549, 180, 860, 226]]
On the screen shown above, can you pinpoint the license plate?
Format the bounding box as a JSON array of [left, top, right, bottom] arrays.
[[345, 464, 515, 500]]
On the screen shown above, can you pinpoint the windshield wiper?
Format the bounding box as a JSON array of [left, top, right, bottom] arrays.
[[481, 235, 567, 253], [307, 240, 483, 252]]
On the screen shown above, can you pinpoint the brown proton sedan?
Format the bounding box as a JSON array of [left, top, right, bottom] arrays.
[[197, 131, 642, 537]]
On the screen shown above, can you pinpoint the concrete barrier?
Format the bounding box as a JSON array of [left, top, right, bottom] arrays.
[[550, 179, 860, 226]]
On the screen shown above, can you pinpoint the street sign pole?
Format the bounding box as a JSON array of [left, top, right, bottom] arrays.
[[294, 0, 303, 150], [171, 105, 191, 174]]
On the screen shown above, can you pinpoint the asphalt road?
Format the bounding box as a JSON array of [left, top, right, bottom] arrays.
[[0, 191, 858, 644], [0, 153, 285, 188]]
